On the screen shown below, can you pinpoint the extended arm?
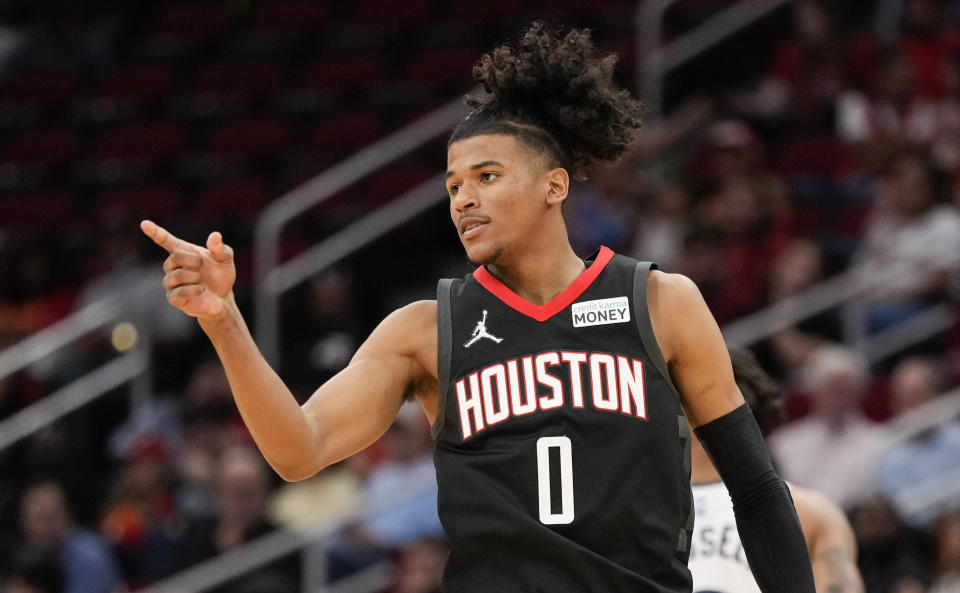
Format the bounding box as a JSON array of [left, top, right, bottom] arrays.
[[793, 487, 864, 593], [648, 271, 815, 593], [141, 220, 438, 482]]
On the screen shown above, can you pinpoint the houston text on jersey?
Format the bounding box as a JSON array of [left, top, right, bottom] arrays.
[[454, 350, 647, 440]]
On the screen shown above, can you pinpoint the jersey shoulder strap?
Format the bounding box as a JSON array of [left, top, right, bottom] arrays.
[[631, 260, 680, 400], [432, 277, 454, 439]]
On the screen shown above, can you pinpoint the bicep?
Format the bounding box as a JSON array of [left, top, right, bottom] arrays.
[[649, 271, 743, 427], [300, 301, 437, 469]]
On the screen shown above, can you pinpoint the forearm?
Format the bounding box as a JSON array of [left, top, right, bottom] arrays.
[[695, 405, 816, 593], [199, 295, 320, 480]]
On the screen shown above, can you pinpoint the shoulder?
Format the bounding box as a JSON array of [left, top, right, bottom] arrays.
[[647, 269, 702, 303], [367, 300, 438, 355], [63, 529, 115, 562], [646, 269, 712, 361]]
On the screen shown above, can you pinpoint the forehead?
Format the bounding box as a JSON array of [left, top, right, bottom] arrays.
[[446, 134, 534, 171]]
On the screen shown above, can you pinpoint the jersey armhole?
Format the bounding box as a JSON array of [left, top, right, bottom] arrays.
[[432, 278, 454, 440], [632, 261, 682, 401], [633, 262, 694, 553]]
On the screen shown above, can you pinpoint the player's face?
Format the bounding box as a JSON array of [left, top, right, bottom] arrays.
[[446, 134, 550, 265]]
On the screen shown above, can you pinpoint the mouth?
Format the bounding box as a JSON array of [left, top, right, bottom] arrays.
[[459, 217, 489, 239]]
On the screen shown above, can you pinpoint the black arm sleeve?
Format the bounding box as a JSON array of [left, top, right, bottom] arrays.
[[694, 404, 816, 593]]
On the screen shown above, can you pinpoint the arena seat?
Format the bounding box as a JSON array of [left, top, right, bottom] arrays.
[[0, 190, 74, 233], [1, 130, 80, 171], [90, 64, 177, 115], [304, 111, 380, 159], [97, 185, 179, 223], [206, 117, 292, 159], [96, 122, 188, 163], [299, 54, 387, 95], [349, 0, 429, 32], [404, 47, 477, 92], [251, 0, 327, 37], [189, 58, 284, 113], [194, 176, 269, 220], [0, 68, 77, 122]]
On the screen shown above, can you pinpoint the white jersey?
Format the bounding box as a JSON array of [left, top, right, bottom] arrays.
[[689, 481, 760, 593]]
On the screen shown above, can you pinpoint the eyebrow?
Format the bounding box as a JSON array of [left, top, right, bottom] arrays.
[[445, 160, 505, 179]]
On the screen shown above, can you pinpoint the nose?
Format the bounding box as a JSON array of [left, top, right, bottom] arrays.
[[452, 186, 478, 212]]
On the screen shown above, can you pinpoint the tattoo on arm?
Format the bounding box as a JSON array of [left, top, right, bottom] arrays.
[[815, 547, 863, 593]]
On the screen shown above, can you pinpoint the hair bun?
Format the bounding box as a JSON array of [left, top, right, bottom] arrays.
[[467, 22, 642, 180]]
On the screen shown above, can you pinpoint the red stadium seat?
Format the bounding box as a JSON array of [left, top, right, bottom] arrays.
[[97, 185, 179, 223], [1, 130, 80, 169], [299, 55, 386, 94], [349, 0, 428, 32], [151, 3, 228, 42], [92, 64, 177, 111], [305, 111, 380, 158], [206, 117, 292, 158], [0, 190, 74, 233], [362, 161, 435, 206], [194, 176, 269, 219], [190, 58, 283, 109], [251, 0, 327, 36], [0, 68, 77, 115], [96, 122, 188, 163], [404, 47, 477, 90], [450, 0, 534, 19]]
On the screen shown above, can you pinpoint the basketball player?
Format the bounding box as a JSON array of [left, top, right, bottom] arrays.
[[690, 347, 864, 593], [142, 23, 815, 593]]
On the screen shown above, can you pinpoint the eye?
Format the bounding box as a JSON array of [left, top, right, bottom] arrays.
[[480, 171, 499, 182], [448, 183, 461, 195]]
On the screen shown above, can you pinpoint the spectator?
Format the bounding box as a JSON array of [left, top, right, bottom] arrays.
[[730, 0, 843, 130], [18, 480, 123, 593], [852, 150, 960, 333], [629, 181, 692, 272], [329, 404, 443, 579], [100, 436, 176, 587], [171, 445, 299, 592], [755, 238, 843, 382], [2, 546, 64, 593], [877, 357, 960, 529], [174, 358, 245, 520], [769, 344, 885, 508], [930, 509, 960, 593], [565, 157, 642, 255], [851, 496, 932, 593], [388, 538, 448, 593], [836, 46, 938, 149]]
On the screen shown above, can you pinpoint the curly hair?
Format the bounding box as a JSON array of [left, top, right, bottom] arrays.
[[728, 346, 786, 436], [449, 22, 643, 181]]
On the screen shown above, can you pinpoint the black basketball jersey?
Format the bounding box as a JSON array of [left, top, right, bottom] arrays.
[[432, 246, 694, 593]]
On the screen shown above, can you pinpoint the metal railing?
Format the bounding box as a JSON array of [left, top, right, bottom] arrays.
[[0, 276, 155, 452], [636, 0, 792, 122], [252, 96, 472, 366]]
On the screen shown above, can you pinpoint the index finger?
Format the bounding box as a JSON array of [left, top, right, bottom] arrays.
[[140, 219, 183, 254]]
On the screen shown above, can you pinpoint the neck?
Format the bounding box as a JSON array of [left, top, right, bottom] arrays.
[[690, 437, 723, 485], [486, 236, 585, 306]]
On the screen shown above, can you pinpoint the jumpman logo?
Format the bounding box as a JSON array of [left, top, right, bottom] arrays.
[[464, 310, 503, 348]]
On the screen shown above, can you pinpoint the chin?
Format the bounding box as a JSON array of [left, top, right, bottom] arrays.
[[464, 242, 503, 266]]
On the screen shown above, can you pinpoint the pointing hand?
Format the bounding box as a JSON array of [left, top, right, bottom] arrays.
[[140, 219, 237, 320]]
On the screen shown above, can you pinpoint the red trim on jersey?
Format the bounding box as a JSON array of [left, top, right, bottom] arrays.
[[472, 246, 615, 322]]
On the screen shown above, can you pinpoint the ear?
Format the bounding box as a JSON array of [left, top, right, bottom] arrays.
[[544, 167, 569, 206]]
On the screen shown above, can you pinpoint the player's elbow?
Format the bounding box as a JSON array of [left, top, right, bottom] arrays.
[[268, 452, 327, 482], [272, 460, 322, 482]]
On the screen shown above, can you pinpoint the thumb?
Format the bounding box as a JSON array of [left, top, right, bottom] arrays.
[[206, 231, 234, 264]]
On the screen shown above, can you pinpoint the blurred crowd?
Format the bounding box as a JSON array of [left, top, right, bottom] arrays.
[[2, 1, 960, 593]]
